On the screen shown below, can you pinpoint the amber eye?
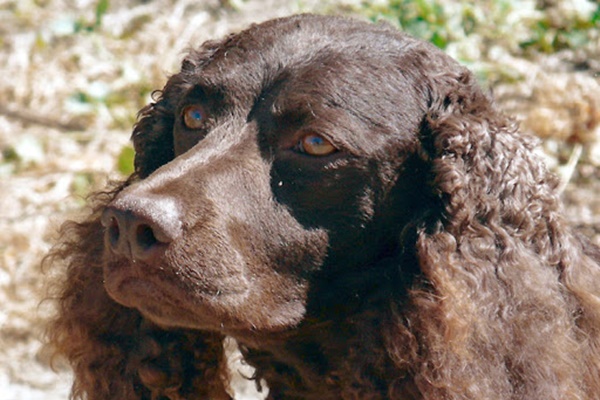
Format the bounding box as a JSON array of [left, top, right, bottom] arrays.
[[297, 133, 337, 156], [182, 105, 206, 129]]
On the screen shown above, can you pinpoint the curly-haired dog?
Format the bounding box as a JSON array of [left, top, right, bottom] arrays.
[[47, 14, 600, 399]]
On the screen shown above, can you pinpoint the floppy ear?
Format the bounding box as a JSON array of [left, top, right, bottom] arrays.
[[45, 192, 145, 399], [46, 43, 237, 399], [388, 67, 600, 398], [45, 193, 232, 400]]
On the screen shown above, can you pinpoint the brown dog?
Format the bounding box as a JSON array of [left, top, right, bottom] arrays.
[[47, 14, 600, 400]]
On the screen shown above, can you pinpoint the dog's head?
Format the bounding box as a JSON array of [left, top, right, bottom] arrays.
[[101, 14, 495, 336]]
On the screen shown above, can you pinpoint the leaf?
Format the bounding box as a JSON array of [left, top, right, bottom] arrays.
[[95, 0, 110, 28], [117, 145, 135, 175]]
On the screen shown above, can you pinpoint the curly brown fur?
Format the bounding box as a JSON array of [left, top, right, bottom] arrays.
[[46, 189, 230, 400], [46, 14, 600, 400]]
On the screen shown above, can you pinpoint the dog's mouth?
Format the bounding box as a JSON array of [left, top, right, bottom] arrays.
[[103, 257, 252, 330], [102, 255, 311, 333]]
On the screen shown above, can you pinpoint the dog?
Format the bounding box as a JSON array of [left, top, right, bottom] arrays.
[[47, 14, 600, 399]]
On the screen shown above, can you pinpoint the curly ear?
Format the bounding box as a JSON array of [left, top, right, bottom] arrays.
[[45, 192, 231, 400], [45, 191, 147, 399], [46, 40, 237, 400], [391, 68, 600, 398]]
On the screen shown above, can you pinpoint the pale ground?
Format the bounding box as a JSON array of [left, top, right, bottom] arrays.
[[1, 1, 598, 399]]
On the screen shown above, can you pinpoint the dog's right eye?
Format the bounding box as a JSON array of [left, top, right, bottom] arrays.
[[182, 105, 206, 129], [297, 133, 337, 156]]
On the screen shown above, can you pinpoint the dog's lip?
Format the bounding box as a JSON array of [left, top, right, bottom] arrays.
[[112, 276, 212, 328], [103, 259, 248, 306], [104, 263, 251, 329]]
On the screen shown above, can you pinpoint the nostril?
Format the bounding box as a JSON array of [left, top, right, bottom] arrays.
[[106, 216, 121, 250], [135, 223, 159, 251], [101, 210, 126, 254], [101, 195, 182, 261]]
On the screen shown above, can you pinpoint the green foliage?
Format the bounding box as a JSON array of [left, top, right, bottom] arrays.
[[95, 0, 110, 27], [1, 136, 44, 167], [520, 4, 600, 53], [117, 145, 135, 176], [365, 0, 451, 48], [360, 0, 600, 56], [74, 0, 110, 32]]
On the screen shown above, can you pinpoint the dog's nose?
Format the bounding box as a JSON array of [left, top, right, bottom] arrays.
[[101, 195, 182, 262]]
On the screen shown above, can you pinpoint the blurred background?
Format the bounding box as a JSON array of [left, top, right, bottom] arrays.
[[1, 0, 599, 398]]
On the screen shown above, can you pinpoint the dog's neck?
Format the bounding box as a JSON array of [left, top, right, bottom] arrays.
[[240, 309, 396, 398], [238, 255, 414, 399]]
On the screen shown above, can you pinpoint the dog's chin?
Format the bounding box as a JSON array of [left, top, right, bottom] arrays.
[[120, 284, 307, 334], [103, 260, 308, 333]]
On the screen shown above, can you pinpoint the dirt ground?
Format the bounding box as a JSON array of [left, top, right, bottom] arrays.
[[1, 1, 598, 399]]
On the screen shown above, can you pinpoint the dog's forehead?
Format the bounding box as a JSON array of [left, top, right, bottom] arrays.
[[177, 14, 454, 150], [189, 16, 417, 101]]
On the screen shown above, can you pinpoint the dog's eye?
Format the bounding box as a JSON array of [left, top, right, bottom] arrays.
[[297, 133, 337, 156], [182, 105, 206, 129]]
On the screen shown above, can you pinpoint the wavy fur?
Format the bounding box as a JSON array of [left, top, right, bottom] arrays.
[[46, 14, 600, 400]]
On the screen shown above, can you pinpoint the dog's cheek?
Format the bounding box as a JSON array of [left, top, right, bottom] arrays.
[[272, 164, 375, 234], [161, 190, 331, 332], [217, 205, 330, 329]]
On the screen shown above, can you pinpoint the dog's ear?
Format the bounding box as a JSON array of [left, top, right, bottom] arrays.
[[393, 65, 600, 398], [417, 67, 559, 252], [413, 66, 567, 308], [45, 204, 147, 399]]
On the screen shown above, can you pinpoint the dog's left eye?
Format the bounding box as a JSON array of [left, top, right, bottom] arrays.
[[297, 133, 337, 156], [182, 105, 206, 129]]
